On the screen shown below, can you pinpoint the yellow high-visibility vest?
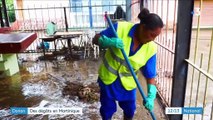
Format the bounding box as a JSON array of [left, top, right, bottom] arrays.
[[98, 22, 157, 90]]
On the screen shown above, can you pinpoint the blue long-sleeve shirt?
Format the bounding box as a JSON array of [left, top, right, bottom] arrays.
[[98, 23, 157, 101]]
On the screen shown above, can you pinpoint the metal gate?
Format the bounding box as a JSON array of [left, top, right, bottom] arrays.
[[143, 0, 177, 107], [142, 0, 213, 120], [2, 1, 126, 53]]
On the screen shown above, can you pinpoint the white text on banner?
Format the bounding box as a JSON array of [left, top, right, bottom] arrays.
[[28, 107, 82, 115]]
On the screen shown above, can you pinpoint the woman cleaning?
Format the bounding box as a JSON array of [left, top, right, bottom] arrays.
[[93, 8, 163, 120]]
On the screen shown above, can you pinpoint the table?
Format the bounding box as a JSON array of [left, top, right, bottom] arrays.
[[54, 31, 84, 37], [0, 32, 37, 76], [54, 31, 84, 57], [0, 33, 37, 53], [39, 35, 60, 58], [39, 31, 84, 59]]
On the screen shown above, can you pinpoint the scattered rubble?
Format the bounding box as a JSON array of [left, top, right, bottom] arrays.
[[63, 81, 100, 103]]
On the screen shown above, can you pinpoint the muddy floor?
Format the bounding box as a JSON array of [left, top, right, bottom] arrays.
[[0, 53, 167, 120]]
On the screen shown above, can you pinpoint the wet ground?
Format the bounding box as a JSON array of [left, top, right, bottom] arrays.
[[0, 53, 167, 120]]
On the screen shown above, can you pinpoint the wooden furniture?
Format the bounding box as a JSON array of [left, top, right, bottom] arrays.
[[39, 31, 84, 60], [54, 31, 84, 55], [39, 35, 60, 58]]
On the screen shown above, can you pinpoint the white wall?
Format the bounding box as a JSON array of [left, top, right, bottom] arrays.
[[22, 0, 69, 8], [13, 0, 126, 29]]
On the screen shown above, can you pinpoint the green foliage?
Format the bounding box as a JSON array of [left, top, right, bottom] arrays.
[[0, 0, 16, 23], [7, 3, 16, 22]]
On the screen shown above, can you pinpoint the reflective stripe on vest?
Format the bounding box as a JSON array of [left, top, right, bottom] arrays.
[[98, 21, 157, 90], [109, 48, 129, 69], [102, 54, 138, 77]]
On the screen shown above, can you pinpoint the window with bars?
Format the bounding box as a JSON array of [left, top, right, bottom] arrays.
[[70, 0, 82, 12]]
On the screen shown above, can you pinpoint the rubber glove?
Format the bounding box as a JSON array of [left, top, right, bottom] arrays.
[[144, 84, 157, 111], [98, 35, 124, 49]]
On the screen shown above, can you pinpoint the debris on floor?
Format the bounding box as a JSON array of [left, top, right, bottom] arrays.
[[0, 55, 167, 120], [63, 81, 100, 103]]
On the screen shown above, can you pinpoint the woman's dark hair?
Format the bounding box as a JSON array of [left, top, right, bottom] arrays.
[[138, 8, 164, 30]]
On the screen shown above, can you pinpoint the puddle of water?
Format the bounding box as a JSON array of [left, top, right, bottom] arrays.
[[0, 109, 10, 118], [21, 78, 102, 120], [0, 54, 165, 120], [0, 56, 105, 120]]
